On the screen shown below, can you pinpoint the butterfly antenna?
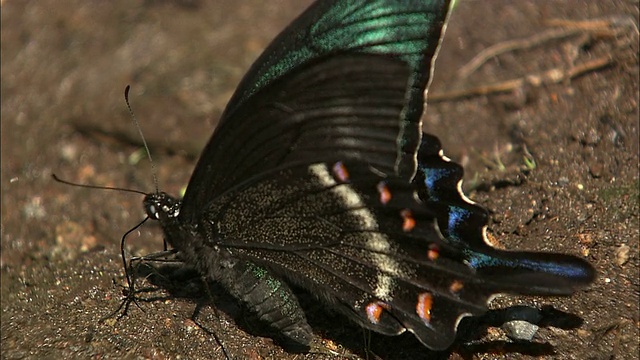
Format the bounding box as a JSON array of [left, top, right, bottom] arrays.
[[124, 85, 159, 194], [51, 174, 147, 195]]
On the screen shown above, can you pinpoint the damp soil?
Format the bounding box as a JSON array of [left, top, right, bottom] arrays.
[[1, 1, 638, 359]]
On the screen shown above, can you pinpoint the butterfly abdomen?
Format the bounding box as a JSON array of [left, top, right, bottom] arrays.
[[220, 261, 314, 348]]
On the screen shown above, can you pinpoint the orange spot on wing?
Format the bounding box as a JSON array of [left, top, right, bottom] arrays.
[[400, 209, 415, 232], [377, 181, 391, 204], [365, 301, 389, 324], [332, 161, 349, 182], [449, 280, 464, 294], [427, 244, 440, 261], [416, 292, 433, 323]]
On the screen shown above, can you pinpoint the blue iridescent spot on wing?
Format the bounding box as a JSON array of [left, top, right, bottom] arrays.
[[421, 167, 457, 201], [446, 204, 473, 242]]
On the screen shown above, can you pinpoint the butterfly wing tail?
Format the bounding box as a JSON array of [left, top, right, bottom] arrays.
[[465, 249, 596, 296], [414, 133, 596, 296]]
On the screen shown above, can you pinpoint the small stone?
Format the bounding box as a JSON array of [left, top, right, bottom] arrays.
[[583, 128, 601, 146], [557, 176, 570, 186], [60, 143, 78, 162], [503, 320, 540, 341], [614, 244, 630, 266], [577, 233, 594, 245], [23, 196, 46, 219], [576, 328, 591, 339], [589, 162, 604, 178], [183, 319, 199, 333]]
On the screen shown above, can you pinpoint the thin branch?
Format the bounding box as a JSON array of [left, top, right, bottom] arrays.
[[430, 56, 613, 102], [457, 17, 629, 80], [458, 28, 585, 79]]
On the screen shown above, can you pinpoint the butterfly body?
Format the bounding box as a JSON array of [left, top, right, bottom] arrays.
[[140, 0, 595, 351], [146, 189, 316, 345]]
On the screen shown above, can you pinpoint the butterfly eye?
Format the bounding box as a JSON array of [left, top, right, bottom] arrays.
[[146, 204, 157, 218]]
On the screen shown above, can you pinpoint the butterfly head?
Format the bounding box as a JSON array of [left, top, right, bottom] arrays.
[[144, 192, 181, 223]]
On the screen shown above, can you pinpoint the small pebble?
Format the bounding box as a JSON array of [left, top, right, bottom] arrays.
[[503, 320, 540, 341], [614, 244, 630, 266], [577, 233, 593, 245], [23, 196, 46, 219], [557, 176, 569, 186], [60, 143, 78, 162], [589, 162, 604, 178]]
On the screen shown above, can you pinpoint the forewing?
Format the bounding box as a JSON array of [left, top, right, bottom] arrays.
[[181, 0, 452, 220], [183, 54, 409, 221]]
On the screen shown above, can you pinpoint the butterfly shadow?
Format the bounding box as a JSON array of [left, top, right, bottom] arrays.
[[351, 305, 585, 359], [451, 306, 587, 359], [119, 257, 587, 359], [120, 257, 321, 353]]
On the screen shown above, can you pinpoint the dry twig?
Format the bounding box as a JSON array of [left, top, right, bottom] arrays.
[[430, 16, 633, 102], [430, 56, 613, 102]]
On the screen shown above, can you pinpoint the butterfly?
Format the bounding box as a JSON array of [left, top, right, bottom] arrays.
[[138, 0, 595, 351]]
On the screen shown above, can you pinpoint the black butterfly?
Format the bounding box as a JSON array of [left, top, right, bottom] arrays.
[[138, 0, 595, 352]]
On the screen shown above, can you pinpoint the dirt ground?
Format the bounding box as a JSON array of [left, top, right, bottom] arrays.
[[1, 1, 638, 359]]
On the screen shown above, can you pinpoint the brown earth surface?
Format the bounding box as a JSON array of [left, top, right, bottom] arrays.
[[2, 1, 638, 359]]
